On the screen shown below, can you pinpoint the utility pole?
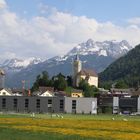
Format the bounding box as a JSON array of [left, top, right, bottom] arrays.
[[22, 80, 25, 96]]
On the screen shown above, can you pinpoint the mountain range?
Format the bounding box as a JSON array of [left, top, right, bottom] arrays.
[[0, 39, 133, 88]]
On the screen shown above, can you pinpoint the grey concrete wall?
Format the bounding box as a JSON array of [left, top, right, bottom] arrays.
[[64, 97, 97, 114], [138, 96, 140, 112]]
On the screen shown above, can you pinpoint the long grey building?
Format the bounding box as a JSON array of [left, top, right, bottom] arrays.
[[0, 96, 97, 114], [0, 95, 140, 114]]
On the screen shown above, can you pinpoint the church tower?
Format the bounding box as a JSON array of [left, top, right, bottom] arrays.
[[0, 69, 5, 88], [73, 55, 82, 87]]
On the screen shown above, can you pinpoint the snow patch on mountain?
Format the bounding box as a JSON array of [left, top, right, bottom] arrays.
[[0, 57, 42, 71], [99, 50, 107, 56], [67, 39, 132, 58]]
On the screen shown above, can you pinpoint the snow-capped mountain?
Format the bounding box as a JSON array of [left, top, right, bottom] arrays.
[[0, 57, 42, 72], [44, 39, 132, 66], [3, 39, 133, 88], [67, 39, 132, 58]]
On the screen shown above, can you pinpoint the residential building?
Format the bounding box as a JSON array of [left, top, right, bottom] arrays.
[[71, 89, 83, 97], [0, 88, 12, 96]]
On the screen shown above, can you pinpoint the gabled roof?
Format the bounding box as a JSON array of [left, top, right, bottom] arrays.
[[0, 88, 13, 95], [39, 86, 54, 93], [11, 88, 24, 94], [78, 69, 98, 77], [39, 90, 54, 97]]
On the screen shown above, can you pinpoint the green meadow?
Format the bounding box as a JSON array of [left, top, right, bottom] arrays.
[[0, 113, 140, 140]]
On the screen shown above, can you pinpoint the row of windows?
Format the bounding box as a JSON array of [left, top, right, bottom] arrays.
[[1, 98, 64, 111]]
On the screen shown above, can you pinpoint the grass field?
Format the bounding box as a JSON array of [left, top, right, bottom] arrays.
[[0, 113, 140, 140]]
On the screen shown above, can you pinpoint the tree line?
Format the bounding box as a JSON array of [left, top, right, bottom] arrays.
[[31, 71, 99, 97]]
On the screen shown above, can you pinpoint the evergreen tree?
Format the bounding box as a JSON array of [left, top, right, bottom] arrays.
[[53, 73, 67, 91], [31, 71, 50, 92]]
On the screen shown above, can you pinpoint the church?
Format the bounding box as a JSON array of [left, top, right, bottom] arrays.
[[72, 55, 98, 87]]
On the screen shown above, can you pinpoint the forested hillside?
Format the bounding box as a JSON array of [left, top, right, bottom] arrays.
[[99, 44, 140, 88]]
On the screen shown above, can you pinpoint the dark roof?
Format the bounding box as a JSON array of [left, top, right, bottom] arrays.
[[71, 89, 83, 93], [39, 86, 54, 93], [54, 91, 69, 97], [78, 69, 98, 77], [110, 88, 131, 92], [11, 88, 23, 93]]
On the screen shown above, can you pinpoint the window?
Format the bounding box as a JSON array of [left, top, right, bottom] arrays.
[[72, 100, 76, 110], [48, 99, 52, 112], [48, 99, 52, 105], [60, 100, 64, 111], [25, 99, 29, 108], [2, 98, 6, 109], [13, 98, 18, 109], [36, 99, 40, 108]]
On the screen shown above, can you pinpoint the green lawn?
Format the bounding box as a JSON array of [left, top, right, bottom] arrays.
[[0, 113, 140, 140], [0, 113, 140, 121], [0, 127, 98, 140]]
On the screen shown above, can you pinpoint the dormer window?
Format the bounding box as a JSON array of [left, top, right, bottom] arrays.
[[3, 92, 6, 95]]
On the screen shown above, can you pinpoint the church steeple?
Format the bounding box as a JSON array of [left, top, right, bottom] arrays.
[[72, 54, 82, 87], [75, 54, 79, 61]]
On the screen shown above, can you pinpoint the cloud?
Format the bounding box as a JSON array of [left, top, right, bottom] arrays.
[[0, 2, 140, 61], [0, 0, 7, 9], [128, 17, 140, 25]]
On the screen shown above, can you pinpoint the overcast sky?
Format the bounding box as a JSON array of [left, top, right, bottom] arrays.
[[0, 0, 140, 61]]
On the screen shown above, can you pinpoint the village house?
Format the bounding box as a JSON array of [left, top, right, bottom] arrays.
[[71, 89, 83, 97], [33, 86, 54, 97], [0, 88, 12, 96]]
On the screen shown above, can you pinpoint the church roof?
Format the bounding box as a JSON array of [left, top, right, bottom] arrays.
[[78, 69, 98, 77]]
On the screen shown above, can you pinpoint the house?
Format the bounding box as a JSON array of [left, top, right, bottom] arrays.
[[73, 55, 98, 87], [0, 88, 12, 96], [71, 89, 83, 97], [39, 90, 54, 97]]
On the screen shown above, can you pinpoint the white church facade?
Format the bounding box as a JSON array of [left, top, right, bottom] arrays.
[[73, 55, 98, 87]]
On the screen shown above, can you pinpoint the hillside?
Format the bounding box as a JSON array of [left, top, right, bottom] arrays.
[[99, 44, 140, 87]]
